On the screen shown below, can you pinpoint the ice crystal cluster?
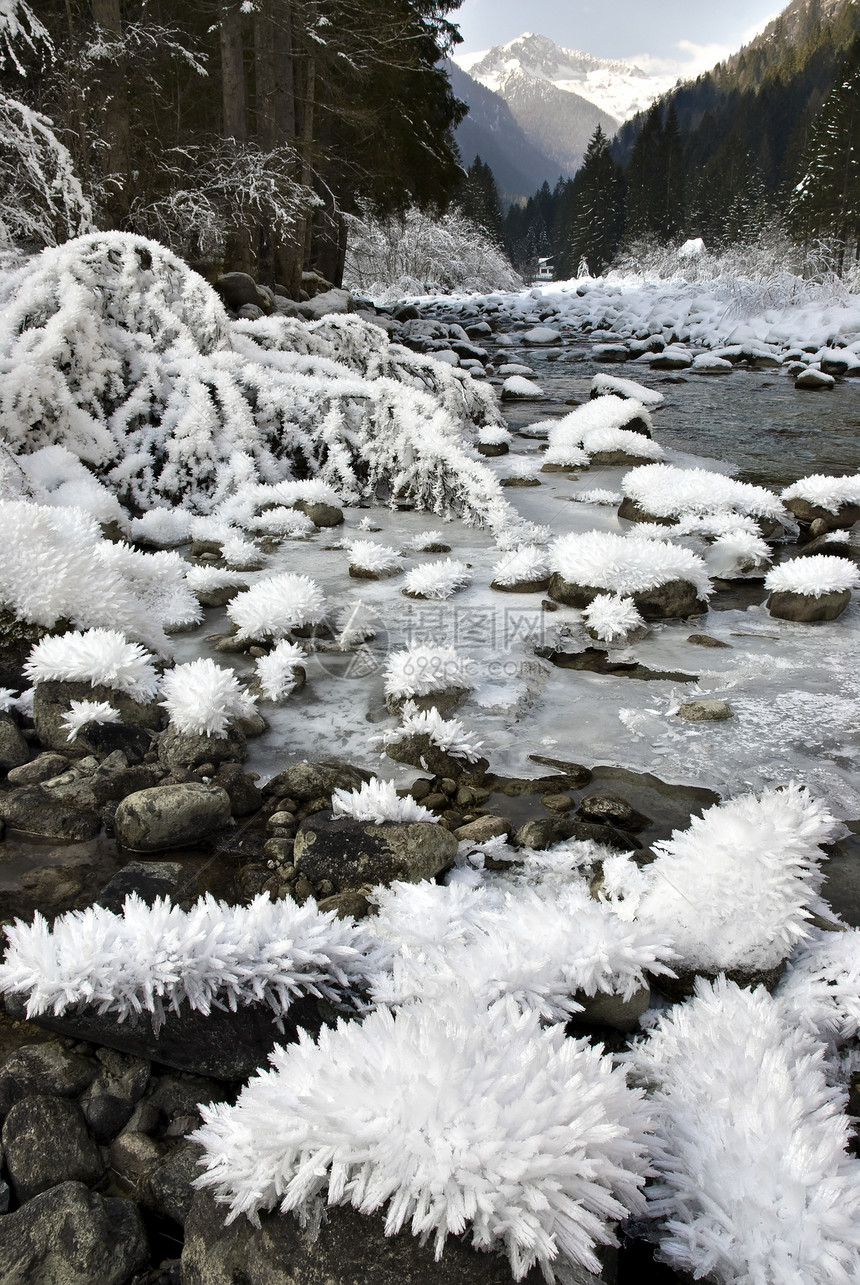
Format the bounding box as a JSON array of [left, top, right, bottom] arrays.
[[583, 594, 645, 642], [24, 628, 160, 699], [60, 699, 121, 742], [0, 233, 513, 528], [492, 544, 549, 586], [192, 1000, 653, 1281], [0, 893, 376, 1029], [160, 658, 256, 736], [346, 540, 401, 575], [627, 978, 860, 1284], [402, 557, 471, 600], [550, 530, 712, 597], [600, 785, 839, 972], [781, 473, 860, 513], [544, 398, 661, 467], [383, 702, 485, 763], [330, 778, 435, 825], [227, 572, 325, 642], [384, 644, 475, 700], [254, 640, 305, 703], [764, 554, 860, 597], [622, 463, 786, 522], [776, 928, 860, 1047]]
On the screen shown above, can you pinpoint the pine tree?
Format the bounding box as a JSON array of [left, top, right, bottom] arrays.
[[564, 126, 624, 275]]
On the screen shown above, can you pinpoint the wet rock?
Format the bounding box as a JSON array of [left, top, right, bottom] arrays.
[[386, 687, 470, 717], [80, 1047, 150, 1142], [0, 1043, 98, 1118], [453, 815, 511, 844], [158, 722, 248, 769], [0, 785, 101, 841], [294, 814, 458, 891], [676, 699, 734, 722], [783, 496, 860, 533], [548, 573, 706, 620], [616, 496, 674, 526], [0, 711, 29, 771], [91, 762, 162, 805], [76, 718, 154, 763], [567, 986, 650, 1033], [475, 441, 509, 457], [108, 1128, 162, 1194], [525, 755, 592, 785], [181, 1190, 550, 1285], [490, 575, 550, 593], [654, 961, 785, 1003], [555, 819, 641, 851], [385, 731, 487, 781], [215, 762, 263, 816], [0, 1181, 149, 1283], [263, 759, 373, 803], [686, 633, 731, 649], [114, 783, 232, 852], [148, 1138, 204, 1225], [576, 794, 649, 832], [97, 860, 185, 913], [3, 1095, 105, 1202], [294, 499, 344, 528], [766, 588, 852, 622], [33, 679, 161, 756], [6, 751, 70, 785], [317, 890, 372, 919], [214, 272, 272, 313]]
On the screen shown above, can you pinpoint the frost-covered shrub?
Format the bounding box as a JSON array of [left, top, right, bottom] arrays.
[[192, 999, 651, 1281], [24, 628, 160, 699], [765, 555, 860, 597], [777, 928, 860, 1046], [227, 573, 325, 643], [622, 463, 785, 522], [403, 558, 471, 600], [627, 977, 860, 1284], [331, 778, 435, 825], [0, 892, 376, 1028], [781, 474, 860, 513], [583, 594, 645, 642], [383, 702, 485, 764], [384, 645, 475, 700], [254, 640, 306, 703], [550, 531, 712, 597], [346, 540, 401, 575], [0, 500, 190, 653], [492, 544, 549, 587], [591, 375, 663, 407], [600, 784, 839, 973], [160, 658, 256, 736], [60, 699, 121, 742]]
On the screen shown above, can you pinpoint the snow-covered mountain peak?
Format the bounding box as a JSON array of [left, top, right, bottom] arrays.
[[457, 32, 676, 123]]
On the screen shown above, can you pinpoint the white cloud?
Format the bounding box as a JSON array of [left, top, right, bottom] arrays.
[[629, 40, 735, 79]]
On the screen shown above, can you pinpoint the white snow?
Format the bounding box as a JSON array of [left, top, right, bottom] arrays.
[[765, 555, 860, 597], [781, 473, 860, 514], [551, 530, 712, 597], [24, 628, 160, 699], [160, 657, 256, 736]]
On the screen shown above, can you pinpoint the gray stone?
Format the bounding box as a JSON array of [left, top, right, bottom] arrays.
[[108, 1129, 162, 1194], [0, 712, 29, 771], [0, 785, 101, 841], [263, 759, 373, 803], [686, 633, 731, 649], [783, 496, 860, 532], [158, 722, 247, 769], [555, 819, 641, 852], [0, 1181, 149, 1284], [6, 752, 70, 785], [676, 699, 734, 722], [766, 588, 852, 622], [294, 814, 458, 891], [214, 761, 262, 816], [548, 573, 706, 619], [540, 793, 574, 814], [0, 1043, 98, 1118], [568, 986, 651, 1033], [148, 1139, 203, 1225], [33, 679, 161, 756], [490, 576, 550, 593], [453, 816, 512, 844], [3, 1095, 104, 1202], [294, 500, 344, 528], [513, 818, 557, 850], [181, 1190, 549, 1285], [237, 303, 265, 320], [114, 783, 232, 852], [80, 1047, 151, 1142], [616, 496, 674, 526], [576, 794, 648, 832], [385, 731, 487, 781], [386, 687, 469, 718], [214, 272, 272, 314], [91, 762, 162, 805]]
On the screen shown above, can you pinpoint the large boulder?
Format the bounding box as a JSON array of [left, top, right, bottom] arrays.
[[766, 588, 852, 622], [548, 574, 706, 620], [0, 712, 29, 771], [0, 1181, 149, 1284], [158, 722, 247, 769], [0, 785, 101, 841], [2, 1095, 105, 1202], [114, 783, 232, 852], [294, 814, 458, 892], [213, 272, 273, 314], [181, 1191, 552, 1285], [262, 759, 373, 804], [783, 496, 860, 534], [33, 679, 161, 757], [0, 1043, 98, 1119]]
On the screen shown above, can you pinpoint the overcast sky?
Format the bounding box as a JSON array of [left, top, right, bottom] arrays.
[[453, 0, 782, 78]]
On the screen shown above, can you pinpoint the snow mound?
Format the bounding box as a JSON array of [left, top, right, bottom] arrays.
[[551, 530, 712, 597], [765, 555, 860, 597], [627, 977, 860, 1284], [590, 374, 663, 406], [331, 777, 435, 825], [781, 474, 860, 514], [600, 784, 839, 973], [160, 658, 256, 736], [192, 999, 652, 1281], [0, 892, 376, 1029], [622, 463, 785, 521]]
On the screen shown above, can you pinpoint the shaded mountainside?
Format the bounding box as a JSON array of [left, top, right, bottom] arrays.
[[491, 74, 617, 180]]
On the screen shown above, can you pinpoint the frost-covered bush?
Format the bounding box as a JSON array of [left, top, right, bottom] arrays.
[[550, 531, 712, 597], [492, 544, 549, 586], [0, 501, 192, 653], [765, 555, 860, 597], [583, 594, 645, 642], [383, 702, 485, 764], [591, 375, 663, 407], [24, 628, 160, 699], [60, 699, 121, 742], [0, 892, 376, 1029], [627, 977, 860, 1284], [330, 778, 435, 825], [777, 928, 860, 1046], [384, 644, 475, 700], [402, 558, 471, 600], [160, 658, 256, 736], [192, 999, 651, 1281], [781, 474, 860, 513], [600, 784, 839, 973], [227, 573, 325, 643], [254, 640, 306, 703], [621, 463, 785, 522], [346, 540, 401, 575]]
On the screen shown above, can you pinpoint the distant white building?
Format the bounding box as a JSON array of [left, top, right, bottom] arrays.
[[535, 257, 554, 282]]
